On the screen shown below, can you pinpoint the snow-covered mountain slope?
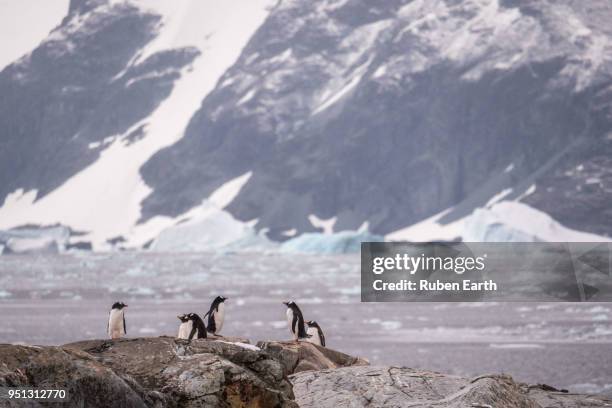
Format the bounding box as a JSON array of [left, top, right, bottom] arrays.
[[0, 0, 69, 71], [0, 0, 275, 249], [1, 0, 611, 249], [139, 0, 612, 240]]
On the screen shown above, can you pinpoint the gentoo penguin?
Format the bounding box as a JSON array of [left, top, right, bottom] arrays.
[[305, 320, 326, 347], [177, 313, 207, 340], [283, 301, 309, 342], [107, 302, 127, 339], [204, 296, 227, 335]]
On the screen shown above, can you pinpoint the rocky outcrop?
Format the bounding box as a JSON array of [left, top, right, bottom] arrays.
[[256, 340, 369, 375], [1, 337, 297, 408], [291, 366, 612, 408], [1, 338, 610, 408]]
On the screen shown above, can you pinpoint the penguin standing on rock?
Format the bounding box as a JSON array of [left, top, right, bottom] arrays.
[[107, 302, 127, 339], [283, 301, 309, 342], [177, 313, 207, 340], [204, 296, 227, 335], [305, 320, 326, 347]]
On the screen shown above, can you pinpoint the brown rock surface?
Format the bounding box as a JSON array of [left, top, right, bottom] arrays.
[[1, 337, 296, 408], [1, 339, 610, 408], [256, 340, 369, 375], [291, 366, 612, 408]]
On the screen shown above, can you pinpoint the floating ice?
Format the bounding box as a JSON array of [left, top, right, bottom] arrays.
[[151, 202, 274, 252], [0, 225, 70, 253], [280, 230, 383, 254]]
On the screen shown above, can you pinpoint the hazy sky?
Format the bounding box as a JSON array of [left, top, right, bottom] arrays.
[[0, 0, 69, 71]]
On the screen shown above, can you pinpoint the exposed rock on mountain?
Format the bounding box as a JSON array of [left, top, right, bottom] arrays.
[[141, 0, 612, 239], [1, 0, 612, 246]]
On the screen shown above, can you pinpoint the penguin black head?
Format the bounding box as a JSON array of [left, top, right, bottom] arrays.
[[177, 314, 189, 322], [112, 302, 128, 310], [283, 301, 303, 315], [215, 296, 228, 303], [306, 320, 319, 328]]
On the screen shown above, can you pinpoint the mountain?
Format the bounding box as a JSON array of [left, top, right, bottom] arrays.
[[0, 0, 611, 249]]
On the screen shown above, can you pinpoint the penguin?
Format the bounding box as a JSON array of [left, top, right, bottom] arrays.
[[305, 320, 326, 347], [107, 302, 127, 339], [283, 301, 309, 342], [204, 296, 227, 335], [177, 313, 207, 340]]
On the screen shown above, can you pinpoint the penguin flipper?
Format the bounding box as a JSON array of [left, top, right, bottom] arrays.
[[188, 326, 197, 341], [291, 314, 298, 335], [319, 329, 326, 347], [123, 314, 127, 335], [195, 315, 207, 338], [207, 311, 216, 333]]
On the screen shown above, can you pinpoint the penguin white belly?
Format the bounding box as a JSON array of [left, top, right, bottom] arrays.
[[108, 309, 125, 339], [286, 309, 297, 339], [214, 303, 225, 333], [306, 326, 321, 346], [178, 321, 193, 339]]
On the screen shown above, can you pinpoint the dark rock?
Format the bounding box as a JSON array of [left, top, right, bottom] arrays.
[[0, 344, 148, 407], [1, 339, 609, 407], [256, 340, 369, 375], [291, 366, 612, 408], [1, 338, 298, 408]]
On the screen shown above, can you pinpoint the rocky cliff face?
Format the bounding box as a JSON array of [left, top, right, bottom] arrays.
[[1, 0, 612, 246], [0, 2, 196, 202], [141, 0, 612, 239], [0, 337, 610, 408]]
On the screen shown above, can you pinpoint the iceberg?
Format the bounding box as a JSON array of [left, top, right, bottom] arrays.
[[463, 201, 610, 242], [0, 225, 70, 253], [280, 230, 383, 254], [150, 202, 273, 252]]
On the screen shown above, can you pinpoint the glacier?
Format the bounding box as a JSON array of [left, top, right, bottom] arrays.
[[150, 201, 273, 252], [462, 201, 611, 242]]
